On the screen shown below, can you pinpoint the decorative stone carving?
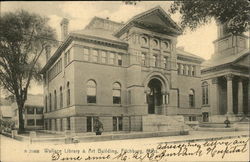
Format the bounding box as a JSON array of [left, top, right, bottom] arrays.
[[225, 74, 234, 81], [212, 78, 218, 84]]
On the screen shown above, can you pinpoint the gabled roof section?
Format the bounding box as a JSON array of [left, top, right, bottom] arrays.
[[202, 49, 250, 70], [176, 48, 205, 63], [114, 6, 183, 37]]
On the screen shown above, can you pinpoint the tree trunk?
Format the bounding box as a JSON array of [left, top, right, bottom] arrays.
[[17, 104, 25, 134]]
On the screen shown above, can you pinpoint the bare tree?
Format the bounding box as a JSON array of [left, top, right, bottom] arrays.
[[0, 10, 57, 133]]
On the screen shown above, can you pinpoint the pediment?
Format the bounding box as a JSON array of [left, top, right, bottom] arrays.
[[234, 54, 250, 68], [115, 6, 182, 37]]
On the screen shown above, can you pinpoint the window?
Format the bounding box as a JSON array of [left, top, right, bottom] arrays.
[[152, 39, 159, 48], [67, 117, 70, 130], [48, 59, 62, 81], [152, 55, 157, 67], [202, 112, 209, 122], [141, 53, 146, 66], [67, 82, 70, 106], [163, 57, 168, 69], [27, 119, 35, 126], [60, 86, 63, 108], [49, 93, 52, 111], [188, 65, 192, 76], [109, 52, 115, 64], [87, 116, 98, 132], [27, 107, 34, 114], [117, 54, 122, 66], [45, 95, 47, 113], [87, 80, 97, 103], [177, 64, 180, 74], [177, 89, 180, 107], [36, 119, 43, 126], [36, 107, 43, 114], [189, 89, 195, 107], [64, 50, 71, 66], [181, 64, 184, 75], [189, 116, 196, 121], [141, 36, 148, 46], [54, 90, 57, 110], [191, 66, 195, 76], [67, 49, 71, 64], [113, 117, 123, 131], [162, 42, 169, 50], [113, 82, 121, 104], [202, 82, 209, 105], [101, 51, 107, 63], [83, 48, 89, 61], [92, 50, 98, 62]]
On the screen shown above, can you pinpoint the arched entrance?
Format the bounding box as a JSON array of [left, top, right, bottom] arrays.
[[147, 78, 163, 114]]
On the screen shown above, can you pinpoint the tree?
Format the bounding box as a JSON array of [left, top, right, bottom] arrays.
[[169, 0, 249, 34], [0, 10, 57, 133]]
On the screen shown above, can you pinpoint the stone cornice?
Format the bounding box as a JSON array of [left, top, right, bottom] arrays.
[[177, 55, 203, 64]]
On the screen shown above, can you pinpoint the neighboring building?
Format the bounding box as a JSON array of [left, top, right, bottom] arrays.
[[41, 6, 204, 133], [13, 94, 44, 130], [0, 105, 14, 121], [0, 97, 14, 121], [201, 23, 250, 123]]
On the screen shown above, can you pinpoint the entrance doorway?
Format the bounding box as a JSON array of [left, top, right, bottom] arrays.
[[147, 78, 163, 114]]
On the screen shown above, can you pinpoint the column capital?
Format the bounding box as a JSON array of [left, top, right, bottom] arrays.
[[212, 77, 219, 84], [225, 74, 234, 81]]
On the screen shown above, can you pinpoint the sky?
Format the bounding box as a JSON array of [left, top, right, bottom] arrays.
[[1, 1, 218, 95]]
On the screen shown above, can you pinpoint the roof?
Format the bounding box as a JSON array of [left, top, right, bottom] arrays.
[[25, 94, 43, 107], [114, 6, 183, 37], [176, 49, 204, 61], [202, 49, 250, 70], [11, 94, 44, 109], [71, 28, 125, 44], [0, 105, 14, 118]]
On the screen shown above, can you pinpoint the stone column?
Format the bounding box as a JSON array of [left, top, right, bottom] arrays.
[[51, 119, 56, 131], [226, 74, 234, 115], [248, 79, 250, 115], [237, 78, 244, 115], [56, 118, 61, 131], [211, 78, 220, 115]]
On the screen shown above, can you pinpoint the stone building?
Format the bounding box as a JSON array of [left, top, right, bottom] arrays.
[[41, 6, 204, 133], [201, 23, 250, 123]]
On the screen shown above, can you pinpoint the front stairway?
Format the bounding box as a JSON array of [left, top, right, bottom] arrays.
[[142, 114, 191, 132]]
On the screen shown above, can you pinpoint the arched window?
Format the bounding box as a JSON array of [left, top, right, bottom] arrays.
[[141, 36, 148, 46], [189, 89, 195, 107], [87, 80, 96, 103], [152, 39, 159, 48], [113, 82, 121, 104], [162, 41, 169, 49], [54, 90, 57, 110], [202, 82, 209, 105], [67, 82, 70, 106], [60, 86, 63, 108]]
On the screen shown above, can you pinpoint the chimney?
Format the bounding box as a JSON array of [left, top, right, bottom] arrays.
[[60, 18, 69, 41]]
